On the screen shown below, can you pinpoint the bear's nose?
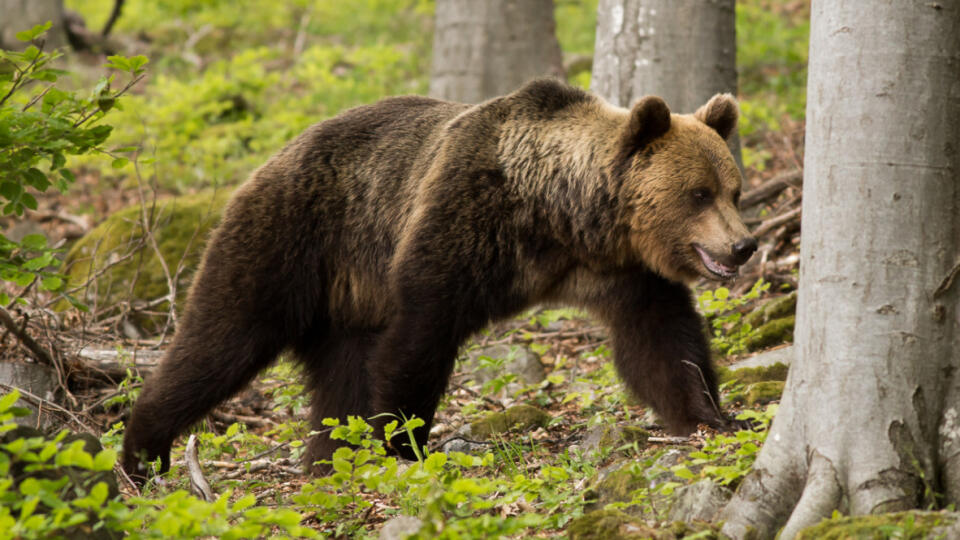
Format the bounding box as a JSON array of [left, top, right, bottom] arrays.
[[731, 237, 758, 264]]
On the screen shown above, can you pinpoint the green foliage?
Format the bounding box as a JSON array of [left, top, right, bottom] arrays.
[[0, 389, 317, 539], [0, 25, 144, 303], [663, 406, 777, 491], [698, 279, 770, 356], [736, 2, 810, 170]]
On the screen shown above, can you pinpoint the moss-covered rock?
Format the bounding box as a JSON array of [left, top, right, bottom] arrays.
[[580, 424, 650, 457], [729, 381, 785, 406], [567, 509, 722, 540], [466, 404, 551, 438], [744, 316, 795, 352], [718, 362, 790, 386], [568, 509, 671, 540], [62, 190, 233, 331], [744, 292, 797, 328], [796, 510, 957, 540]]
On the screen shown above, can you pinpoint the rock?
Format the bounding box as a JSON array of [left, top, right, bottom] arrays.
[[796, 510, 957, 540], [62, 190, 233, 332], [567, 509, 670, 540], [580, 424, 650, 457], [379, 515, 423, 540], [729, 381, 785, 406], [583, 463, 650, 516], [463, 344, 545, 386], [0, 362, 58, 429], [667, 480, 732, 523], [744, 316, 795, 352], [718, 362, 789, 386], [730, 345, 794, 370], [465, 404, 551, 438], [440, 437, 488, 455], [744, 291, 797, 328]]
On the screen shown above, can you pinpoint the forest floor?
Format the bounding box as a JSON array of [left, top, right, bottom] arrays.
[[0, 2, 812, 537]]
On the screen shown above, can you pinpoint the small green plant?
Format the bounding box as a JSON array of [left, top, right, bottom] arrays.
[[103, 350, 143, 408], [0, 23, 146, 306], [0, 389, 317, 539], [664, 405, 777, 492], [698, 279, 770, 356]]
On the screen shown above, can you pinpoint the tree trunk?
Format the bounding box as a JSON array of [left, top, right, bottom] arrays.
[[0, 0, 66, 50], [591, 0, 741, 168], [429, 0, 565, 103], [720, 2, 960, 539]]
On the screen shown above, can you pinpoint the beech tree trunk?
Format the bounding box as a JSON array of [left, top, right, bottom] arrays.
[[429, 0, 565, 103], [591, 0, 741, 168], [720, 2, 960, 539], [0, 0, 66, 50]]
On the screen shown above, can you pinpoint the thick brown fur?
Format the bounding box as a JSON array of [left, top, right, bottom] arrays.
[[122, 79, 756, 481]]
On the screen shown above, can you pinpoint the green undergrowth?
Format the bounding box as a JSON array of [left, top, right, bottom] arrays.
[[796, 510, 957, 540], [3, 279, 788, 538]]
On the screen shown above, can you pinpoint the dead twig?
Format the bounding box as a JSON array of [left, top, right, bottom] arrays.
[[0, 382, 94, 433], [752, 207, 802, 238], [0, 306, 56, 367], [185, 434, 214, 502]]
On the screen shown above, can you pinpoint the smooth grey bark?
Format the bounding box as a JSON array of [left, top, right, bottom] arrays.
[[0, 0, 66, 50], [429, 0, 564, 103], [591, 0, 741, 168], [720, 2, 960, 539]]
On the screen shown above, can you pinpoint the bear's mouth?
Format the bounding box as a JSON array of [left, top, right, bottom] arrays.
[[693, 244, 739, 280]]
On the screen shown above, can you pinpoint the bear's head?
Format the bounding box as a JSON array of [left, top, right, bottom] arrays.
[[615, 94, 757, 283]]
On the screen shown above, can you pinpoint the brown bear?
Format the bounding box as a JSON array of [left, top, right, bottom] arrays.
[[122, 79, 756, 482]]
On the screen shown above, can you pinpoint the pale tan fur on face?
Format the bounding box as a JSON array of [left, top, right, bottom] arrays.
[[622, 115, 749, 283]]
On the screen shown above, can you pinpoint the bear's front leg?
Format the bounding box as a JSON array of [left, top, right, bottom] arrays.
[[595, 273, 738, 434], [367, 303, 467, 460]]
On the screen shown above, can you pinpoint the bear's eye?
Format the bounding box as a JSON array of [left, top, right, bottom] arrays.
[[691, 188, 714, 205]]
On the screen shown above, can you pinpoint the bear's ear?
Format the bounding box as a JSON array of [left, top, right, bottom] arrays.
[[695, 93, 739, 140], [622, 96, 671, 151]]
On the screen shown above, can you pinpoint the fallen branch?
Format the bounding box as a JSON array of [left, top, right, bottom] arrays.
[[0, 306, 55, 367], [0, 382, 93, 433], [75, 346, 163, 380], [185, 434, 214, 502], [752, 207, 802, 238], [741, 170, 802, 209]]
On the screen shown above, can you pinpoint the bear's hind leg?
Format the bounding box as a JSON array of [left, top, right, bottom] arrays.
[[298, 330, 377, 473], [122, 312, 286, 482]]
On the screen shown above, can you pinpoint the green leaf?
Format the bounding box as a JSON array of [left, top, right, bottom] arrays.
[[21, 234, 46, 250], [92, 449, 116, 471], [0, 390, 21, 413], [98, 97, 115, 112], [111, 157, 129, 169], [20, 193, 37, 211], [105, 56, 131, 72], [58, 168, 75, 184], [15, 22, 51, 42]]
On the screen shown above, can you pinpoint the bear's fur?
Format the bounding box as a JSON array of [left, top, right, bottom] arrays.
[[122, 79, 756, 481]]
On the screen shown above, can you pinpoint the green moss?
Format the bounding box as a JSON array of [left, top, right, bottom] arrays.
[[729, 381, 785, 406], [796, 511, 956, 540], [744, 292, 797, 328], [744, 316, 795, 351], [61, 190, 233, 329], [597, 426, 650, 451], [467, 404, 551, 438], [567, 509, 671, 540], [719, 363, 789, 385]]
